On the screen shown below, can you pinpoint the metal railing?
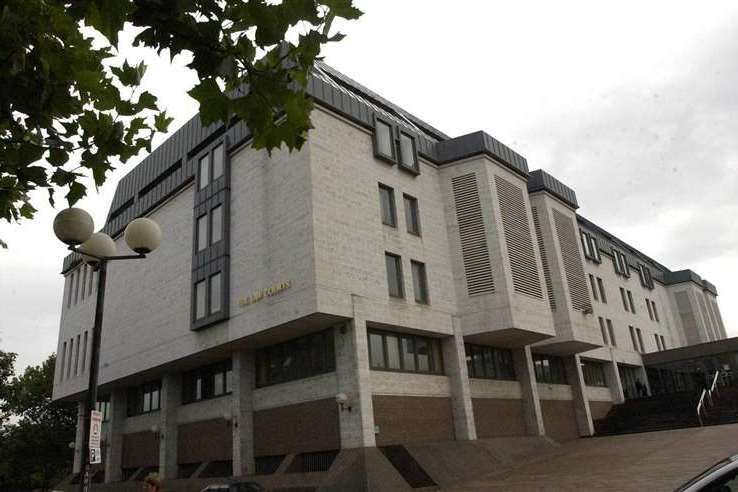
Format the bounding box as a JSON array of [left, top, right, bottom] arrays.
[[697, 371, 723, 426]]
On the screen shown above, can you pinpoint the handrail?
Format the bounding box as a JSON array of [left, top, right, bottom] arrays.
[[697, 388, 708, 426], [710, 371, 720, 398]]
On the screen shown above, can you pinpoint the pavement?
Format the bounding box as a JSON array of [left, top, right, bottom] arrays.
[[447, 424, 738, 491]]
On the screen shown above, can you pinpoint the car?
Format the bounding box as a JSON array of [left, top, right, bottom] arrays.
[[199, 481, 266, 492], [676, 454, 738, 491]]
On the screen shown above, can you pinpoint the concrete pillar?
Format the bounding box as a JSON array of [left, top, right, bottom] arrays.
[[233, 350, 255, 476], [159, 373, 180, 479], [335, 312, 376, 448], [442, 318, 476, 441], [73, 402, 86, 474], [105, 389, 126, 482], [604, 352, 625, 404], [564, 355, 594, 436], [512, 346, 545, 436]]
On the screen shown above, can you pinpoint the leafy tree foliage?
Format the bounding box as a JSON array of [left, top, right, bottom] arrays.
[[0, 352, 76, 491], [0, 0, 361, 246]]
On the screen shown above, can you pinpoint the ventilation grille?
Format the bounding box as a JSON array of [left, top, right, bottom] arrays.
[[553, 209, 591, 311], [532, 207, 556, 310], [495, 176, 543, 299], [452, 173, 495, 296]]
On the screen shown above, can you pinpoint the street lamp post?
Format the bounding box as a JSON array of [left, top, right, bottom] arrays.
[[54, 208, 162, 492]]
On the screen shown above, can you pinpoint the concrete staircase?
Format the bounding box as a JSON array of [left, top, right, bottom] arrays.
[[595, 385, 738, 436]]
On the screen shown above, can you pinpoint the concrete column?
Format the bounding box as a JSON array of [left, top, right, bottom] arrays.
[[233, 350, 255, 477], [159, 373, 180, 479], [604, 352, 625, 404], [512, 346, 545, 436], [335, 312, 376, 448], [564, 355, 594, 436], [73, 402, 86, 474], [442, 317, 476, 441], [104, 389, 127, 482]]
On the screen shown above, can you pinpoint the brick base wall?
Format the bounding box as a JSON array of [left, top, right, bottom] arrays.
[[253, 398, 339, 456], [178, 418, 233, 464], [540, 399, 579, 442], [472, 398, 527, 437], [372, 395, 454, 446], [589, 400, 614, 420], [122, 431, 159, 469]]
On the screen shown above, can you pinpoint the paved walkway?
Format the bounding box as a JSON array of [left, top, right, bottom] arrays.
[[449, 424, 738, 491]]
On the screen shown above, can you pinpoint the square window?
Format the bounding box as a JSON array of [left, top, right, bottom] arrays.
[[374, 119, 395, 161], [398, 132, 417, 171], [212, 144, 224, 180], [378, 184, 396, 227], [211, 205, 223, 244], [411, 260, 429, 304], [195, 280, 207, 319], [385, 253, 404, 298], [210, 273, 221, 314], [403, 194, 421, 235], [197, 214, 208, 251], [199, 155, 209, 189]]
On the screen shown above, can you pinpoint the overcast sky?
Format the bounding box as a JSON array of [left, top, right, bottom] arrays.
[[2, 0, 737, 373]]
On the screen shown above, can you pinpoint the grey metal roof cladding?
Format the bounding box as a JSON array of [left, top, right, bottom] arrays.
[[435, 132, 529, 177], [527, 170, 578, 208]]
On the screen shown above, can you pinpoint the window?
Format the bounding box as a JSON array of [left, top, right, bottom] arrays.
[[582, 361, 607, 387], [96, 395, 111, 422], [74, 334, 80, 376], [66, 337, 74, 378], [646, 298, 654, 320], [636, 328, 645, 353], [66, 272, 74, 308], [464, 344, 515, 380], [660, 335, 666, 350], [80, 265, 87, 301], [599, 317, 608, 345], [197, 214, 208, 251], [580, 231, 601, 262], [195, 280, 207, 319], [385, 253, 404, 298], [652, 300, 660, 322], [88, 267, 94, 296], [209, 273, 221, 314], [368, 329, 443, 375], [627, 290, 636, 313], [182, 359, 233, 404], [60, 341, 67, 381], [533, 354, 567, 385], [403, 194, 421, 235], [255, 329, 335, 387], [655, 334, 662, 351], [127, 381, 161, 416], [398, 132, 418, 172], [211, 205, 223, 244], [612, 249, 630, 277], [629, 326, 639, 352], [620, 287, 629, 312], [589, 274, 599, 301], [638, 263, 654, 289], [81, 331, 88, 371], [199, 154, 209, 189], [373, 118, 395, 162], [212, 144, 224, 180], [411, 260, 429, 304], [607, 319, 616, 347], [74, 270, 80, 304], [597, 277, 607, 303], [378, 184, 396, 227]]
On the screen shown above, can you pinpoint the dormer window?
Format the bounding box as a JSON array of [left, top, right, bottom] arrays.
[[398, 131, 419, 173], [579, 230, 601, 263], [373, 117, 395, 163], [638, 263, 654, 289], [612, 248, 630, 277]]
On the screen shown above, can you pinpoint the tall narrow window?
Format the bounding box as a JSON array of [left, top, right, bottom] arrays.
[[620, 287, 629, 312], [60, 342, 67, 381], [369, 332, 385, 368], [199, 154, 209, 189], [403, 194, 421, 235], [80, 265, 87, 301], [211, 205, 223, 244], [660, 335, 666, 350], [589, 274, 599, 301], [597, 277, 607, 303], [646, 299, 653, 320], [398, 132, 418, 171], [67, 337, 74, 378], [66, 273, 74, 308], [580, 231, 592, 257], [627, 290, 636, 313], [652, 301, 660, 322], [589, 236, 601, 262], [607, 319, 616, 347], [654, 334, 661, 351], [385, 253, 404, 298], [195, 280, 207, 319], [81, 331, 88, 371], [211, 144, 224, 180], [636, 328, 645, 353], [378, 184, 396, 227], [629, 326, 638, 352], [411, 260, 429, 304], [74, 334, 81, 376], [88, 266, 95, 296], [74, 270, 80, 305], [209, 273, 221, 314], [599, 317, 608, 345], [373, 119, 395, 161], [197, 214, 208, 251]]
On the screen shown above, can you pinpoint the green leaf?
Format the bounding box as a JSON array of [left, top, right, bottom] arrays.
[[154, 112, 174, 133], [47, 148, 69, 167], [188, 79, 230, 126], [66, 181, 87, 206]]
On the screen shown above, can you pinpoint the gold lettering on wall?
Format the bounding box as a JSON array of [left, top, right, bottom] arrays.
[[238, 280, 292, 307]]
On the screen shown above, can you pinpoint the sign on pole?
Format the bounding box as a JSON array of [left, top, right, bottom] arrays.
[[89, 410, 103, 464]]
